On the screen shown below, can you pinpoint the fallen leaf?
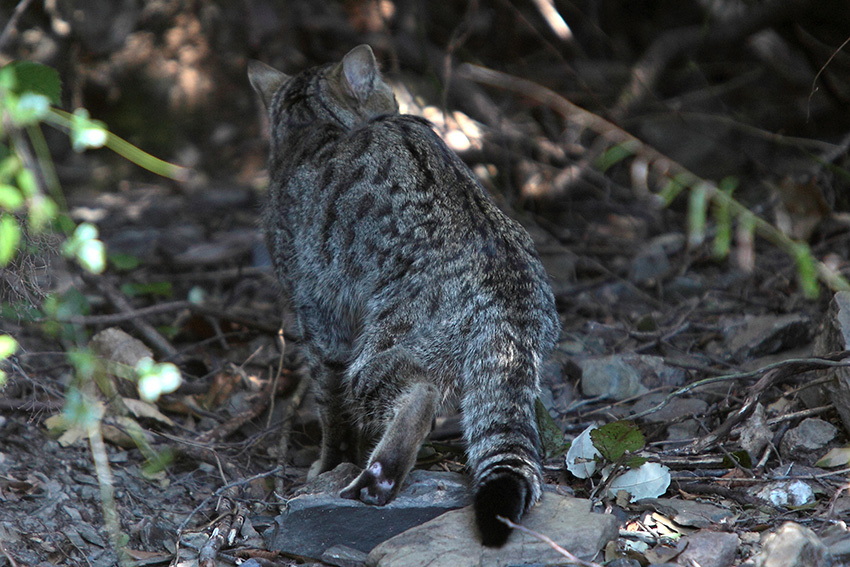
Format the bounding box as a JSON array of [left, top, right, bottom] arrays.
[[815, 446, 850, 468]]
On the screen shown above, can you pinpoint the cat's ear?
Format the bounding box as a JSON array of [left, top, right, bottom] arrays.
[[248, 60, 289, 108], [341, 44, 382, 102]]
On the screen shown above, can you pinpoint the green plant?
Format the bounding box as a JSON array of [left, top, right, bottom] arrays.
[[0, 59, 186, 566]]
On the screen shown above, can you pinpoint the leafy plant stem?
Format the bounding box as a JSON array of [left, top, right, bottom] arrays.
[[459, 63, 850, 297], [87, 421, 131, 567], [43, 109, 189, 181], [26, 122, 66, 211]]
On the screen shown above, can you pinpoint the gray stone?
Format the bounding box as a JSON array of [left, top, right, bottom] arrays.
[[725, 314, 813, 360], [628, 233, 685, 284], [676, 530, 740, 567], [264, 465, 470, 559], [821, 523, 850, 562], [636, 498, 736, 529], [814, 291, 850, 435], [367, 493, 618, 567], [578, 354, 685, 401], [629, 394, 708, 440], [779, 418, 838, 461], [739, 404, 773, 458], [754, 522, 831, 567], [322, 544, 369, 567], [754, 480, 815, 508]]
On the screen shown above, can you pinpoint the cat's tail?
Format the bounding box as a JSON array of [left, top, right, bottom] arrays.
[[462, 334, 544, 547]]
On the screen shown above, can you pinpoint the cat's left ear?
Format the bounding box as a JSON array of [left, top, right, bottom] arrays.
[[248, 60, 290, 108], [341, 45, 382, 102]]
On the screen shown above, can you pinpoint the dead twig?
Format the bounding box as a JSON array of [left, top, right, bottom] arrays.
[[457, 62, 850, 294], [86, 275, 177, 358], [48, 299, 283, 337], [177, 465, 283, 536], [679, 353, 850, 455], [628, 352, 850, 423], [0, 540, 19, 567], [0, 0, 36, 52], [496, 516, 603, 567], [196, 378, 276, 444]]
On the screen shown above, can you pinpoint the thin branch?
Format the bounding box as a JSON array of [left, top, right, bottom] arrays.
[[629, 352, 850, 422], [808, 34, 850, 120], [0, 0, 35, 51], [457, 63, 850, 295], [496, 516, 603, 567]]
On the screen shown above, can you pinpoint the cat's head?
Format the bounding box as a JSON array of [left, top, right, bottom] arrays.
[[248, 45, 399, 130]]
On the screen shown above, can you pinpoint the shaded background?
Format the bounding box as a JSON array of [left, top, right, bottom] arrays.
[[1, 0, 848, 211]]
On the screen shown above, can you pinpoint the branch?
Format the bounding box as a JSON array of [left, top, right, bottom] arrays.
[[496, 516, 604, 567], [456, 63, 850, 295]]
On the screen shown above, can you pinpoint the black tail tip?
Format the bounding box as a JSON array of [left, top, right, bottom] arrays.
[[474, 472, 528, 547]]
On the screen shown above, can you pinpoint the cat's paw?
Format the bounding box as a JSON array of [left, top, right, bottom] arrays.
[[339, 461, 395, 505]]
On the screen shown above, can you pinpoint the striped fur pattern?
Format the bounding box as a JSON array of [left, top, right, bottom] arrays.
[[249, 45, 559, 547]]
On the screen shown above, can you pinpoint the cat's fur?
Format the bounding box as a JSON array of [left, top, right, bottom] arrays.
[[249, 45, 559, 547]]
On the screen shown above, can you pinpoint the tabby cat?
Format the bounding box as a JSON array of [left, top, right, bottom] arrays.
[[248, 45, 559, 547]]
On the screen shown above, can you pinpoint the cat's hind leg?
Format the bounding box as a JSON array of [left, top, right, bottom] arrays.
[[340, 349, 438, 505]]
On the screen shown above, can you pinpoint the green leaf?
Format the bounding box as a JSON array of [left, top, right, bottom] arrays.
[[792, 241, 819, 300], [42, 288, 91, 321], [590, 420, 645, 462], [535, 398, 569, 459], [0, 213, 21, 266], [687, 182, 709, 248], [62, 222, 106, 274], [63, 386, 103, 431], [7, 92, 51, 125], [815, 446, 850, 468], [712, 178, 736, 260], [108, 252, 141, 271], [15, 168, 36, 197], [26, 195, 57, 231], [0, 334, 18, 359], [656, 174, 689, 206], [721, 450, 752, 469], [625, 455, 648, 469], [136, 358, 182, 402], [121, 281, 173, 298], [0, 156, 21, 184], [0, 61, 62, 104], [141, 447, 175, 476], [0, 184, 24, 210], [596, 141, 639, 173], [76, 238, 106, 274], [69, 109, 108, 152]]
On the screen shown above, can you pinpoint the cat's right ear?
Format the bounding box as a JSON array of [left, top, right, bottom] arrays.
[[341, 44, 381, 103], [248, 60, 289, 108]]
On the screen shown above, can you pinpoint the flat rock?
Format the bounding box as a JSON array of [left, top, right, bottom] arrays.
[[579, 354, 685, 401], [628, 233, 685, 284], [779, 418, 837, 461], [676, 530, 740, 567], [367, 492, 619, 567], [813, 291, 850, 435], [628, 395, 708, 440], [264, 465, 470, 559], [725, 313, 812, 361], [755, 522, 831, 567]]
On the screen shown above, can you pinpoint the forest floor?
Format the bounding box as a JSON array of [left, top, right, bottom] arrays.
[[2, 1, 850, 566]]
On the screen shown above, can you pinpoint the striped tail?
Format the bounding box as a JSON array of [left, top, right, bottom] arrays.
[[462, 335, 544, 547]]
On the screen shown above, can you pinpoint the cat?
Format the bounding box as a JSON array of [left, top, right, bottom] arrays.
[[248, 45, 560, 547]]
